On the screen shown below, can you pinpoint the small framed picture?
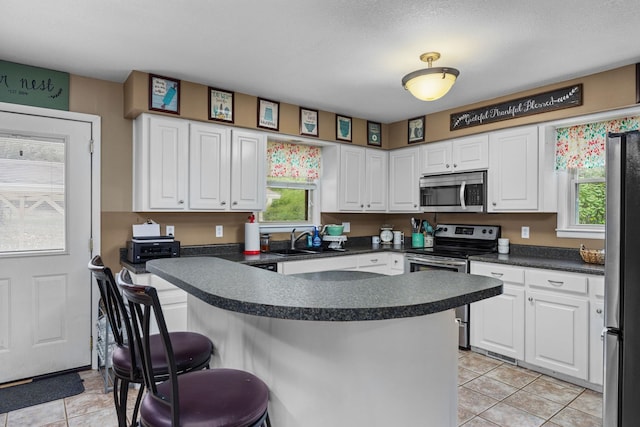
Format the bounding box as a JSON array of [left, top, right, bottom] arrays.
[[336, 114, 352, 142], [209, 87, 234, 123], [408, 116, 425, 143], [257, 98, 280, 131], [300, 107, 319, 137], [149, 74, 180, 115], [367, 121, 382, 146]]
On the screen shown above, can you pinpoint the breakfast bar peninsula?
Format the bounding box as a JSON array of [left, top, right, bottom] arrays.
[[145, 256, 502, 427]]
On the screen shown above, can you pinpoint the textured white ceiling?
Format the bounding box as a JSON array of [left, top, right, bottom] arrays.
[[2, 0, 640, 123]]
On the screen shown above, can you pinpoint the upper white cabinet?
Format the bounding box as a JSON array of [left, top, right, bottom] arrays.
[[388, 147, 420, 212], [488, 126, 539, 212], [420, 134, 488, 175], [338, 145, 387, 212], [133, 114, 265, 212]]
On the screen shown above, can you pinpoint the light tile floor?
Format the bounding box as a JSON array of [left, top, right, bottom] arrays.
[[0, 351, 603, 427], [458, 350, 603, 427]]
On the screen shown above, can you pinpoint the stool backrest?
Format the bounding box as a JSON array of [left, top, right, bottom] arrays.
[[116, 269, 180, 424]]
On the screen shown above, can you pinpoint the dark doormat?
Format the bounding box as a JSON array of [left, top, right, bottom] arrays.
[[0, 372, 85, 413]]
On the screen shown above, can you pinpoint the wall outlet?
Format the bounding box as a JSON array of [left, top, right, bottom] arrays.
[[166, 225, 175, 237], [342, 222, 351, 233], [215, 225, 223, 237], [521, 226, 530, 239]]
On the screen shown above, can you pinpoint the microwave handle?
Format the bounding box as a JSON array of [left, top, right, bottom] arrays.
[[459, 181, 466, 210]]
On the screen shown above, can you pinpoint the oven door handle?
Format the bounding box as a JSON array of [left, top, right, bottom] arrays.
[[459, 181, 466, 210], [407, 256, 467, 268]]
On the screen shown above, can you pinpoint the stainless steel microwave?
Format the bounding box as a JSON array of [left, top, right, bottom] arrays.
[[419, 171, 486, 212]]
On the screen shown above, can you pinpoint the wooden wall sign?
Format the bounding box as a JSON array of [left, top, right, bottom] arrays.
[[0, 60, 69, 111], [450, 84, 583, 131]]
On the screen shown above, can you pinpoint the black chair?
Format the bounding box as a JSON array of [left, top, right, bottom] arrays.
[[89, 256, 213, 427], [116, 268, 271, 427]]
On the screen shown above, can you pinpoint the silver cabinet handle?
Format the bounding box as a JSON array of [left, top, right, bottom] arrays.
[[178, 200, 184, 204], [446, 164, 450, 168], [492, 202, 497, 206], [453, 163, 458, 168], [232, 201, 238, 205], [490, 272, 504, 278], [221, 201, 226, 205], [596, 308, 603, 314], [528, 297, 533, 302], [548, 280, 564, 286], [370, 258, 379, 263], [367, 204, 371, 208]]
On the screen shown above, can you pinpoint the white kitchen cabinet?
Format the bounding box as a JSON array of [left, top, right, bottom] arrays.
[[389, 253, 405, 275], [134, 114, 265, 211], [354, 253, 389, 274], [525, 268, 589, 380], [129, 272, 187, 333], [279, 255, 359, 275], [338, 146, 387, 212], [588, 275, 605, 386], [420, 134, 488, 175], [388, 147, 420, 212], [470, 262, 525, 361], [488, 126, 539, 212], [134, 114, 189, 210]]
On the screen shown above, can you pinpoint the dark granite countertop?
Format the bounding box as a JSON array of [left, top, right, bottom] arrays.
[[145, 257, 502, 321], [469, 245, 605, 275]]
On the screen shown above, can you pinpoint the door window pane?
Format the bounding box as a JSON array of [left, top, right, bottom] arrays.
[[0, 136, 65, 254]]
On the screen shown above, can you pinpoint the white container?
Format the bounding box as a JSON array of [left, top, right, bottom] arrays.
[[498, 238, 509, 254], [372, 236, 381, 245], [393, 231, 404, 245]]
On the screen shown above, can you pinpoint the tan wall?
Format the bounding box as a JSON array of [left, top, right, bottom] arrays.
[[65, 65, 633, 268]]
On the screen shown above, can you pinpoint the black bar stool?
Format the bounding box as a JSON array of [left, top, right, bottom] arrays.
[[89, 256, 213, 427], [116, 268, 271, 427]]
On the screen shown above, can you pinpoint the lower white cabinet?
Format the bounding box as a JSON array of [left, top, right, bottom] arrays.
[[279, 253, 404, 276], [471, 261, 603, 385], [129, 272, 187, 333], [471, 263, 525, 360]]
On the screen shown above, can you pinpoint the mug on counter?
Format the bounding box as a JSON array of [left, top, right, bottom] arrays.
[[498, 238, 510, 254], [393, 231, 404, 245], [372, 236, 381, 245]]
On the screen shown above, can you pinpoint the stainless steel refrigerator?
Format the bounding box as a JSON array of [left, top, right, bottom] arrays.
[[604, 130, 640, 426]]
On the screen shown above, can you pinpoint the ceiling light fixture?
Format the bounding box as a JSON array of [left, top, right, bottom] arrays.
[[401, 52, 460, 101]]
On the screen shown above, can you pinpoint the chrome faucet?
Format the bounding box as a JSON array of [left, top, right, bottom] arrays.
[[290, 228, 312, 249]]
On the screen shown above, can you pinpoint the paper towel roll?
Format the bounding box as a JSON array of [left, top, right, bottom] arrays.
[[244, 223, 260, 254]]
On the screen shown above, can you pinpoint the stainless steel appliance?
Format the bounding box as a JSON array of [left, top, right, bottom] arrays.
[[419, 171, 487, 212], [405, 224, 500, 349], [603, 130, 640, 426]]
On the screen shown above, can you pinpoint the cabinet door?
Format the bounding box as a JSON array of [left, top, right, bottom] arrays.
[[339, 145, 366, 211], [388, 147, 420, 212], [147, 115, 189, 209], [470, 263, 525, 360], [589, 300, 604, 385], [488, 126, 539, 211], [189, 123, 231, 210], [525, 289, 589, 380], [471, 285, 525, 360], [230, 130, 266, 211], [420, 141, 452, 175], [365, 149, 388, 211], [452, 135, 489, 172]]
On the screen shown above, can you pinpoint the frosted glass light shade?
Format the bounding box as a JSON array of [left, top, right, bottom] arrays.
[[402, 67, 459, 101]]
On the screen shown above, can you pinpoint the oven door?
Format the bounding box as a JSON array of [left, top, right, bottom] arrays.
[[405, 255, 470, 349]]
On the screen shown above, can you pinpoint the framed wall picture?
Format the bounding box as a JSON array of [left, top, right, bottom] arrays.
[[257, 98, 280, 131], [408, 116, 425, 143], [149, 74, 180, 115], [208, 87, 234, 123], [336, 114, 352, 142], [300, 107, 319, 137], [367, 121, 382, 146]]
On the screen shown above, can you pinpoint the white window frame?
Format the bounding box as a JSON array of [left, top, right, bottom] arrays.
[[258, 180, 320, 234], [550, 105, 640, 240]]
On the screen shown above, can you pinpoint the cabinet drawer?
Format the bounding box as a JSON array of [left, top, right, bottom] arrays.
[[357, 253, 389, 268], [526, 268, 587, 295], [471, 262, 524, 285]]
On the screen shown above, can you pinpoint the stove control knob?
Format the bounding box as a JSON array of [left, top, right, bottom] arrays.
[[488, 229, 493, 234], [482, 229, 487, 234]]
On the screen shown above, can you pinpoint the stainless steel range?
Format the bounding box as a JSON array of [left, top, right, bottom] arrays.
[[405, 224, 500, 349]]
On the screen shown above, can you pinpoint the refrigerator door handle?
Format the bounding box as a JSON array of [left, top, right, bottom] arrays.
[[603, 328, 620, 427]]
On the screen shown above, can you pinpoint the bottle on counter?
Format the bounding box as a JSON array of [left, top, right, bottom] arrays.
[[312, 226, 322, 248]]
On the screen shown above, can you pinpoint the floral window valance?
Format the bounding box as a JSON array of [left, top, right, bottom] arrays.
[[267, 141, 321, 182], [555, 116, 640, 170]]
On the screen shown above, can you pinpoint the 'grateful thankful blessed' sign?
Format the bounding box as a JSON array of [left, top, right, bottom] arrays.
[[450, 84, 582, 131]]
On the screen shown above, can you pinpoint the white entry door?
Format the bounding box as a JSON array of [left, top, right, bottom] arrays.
[[0, 108, 96, 383]]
